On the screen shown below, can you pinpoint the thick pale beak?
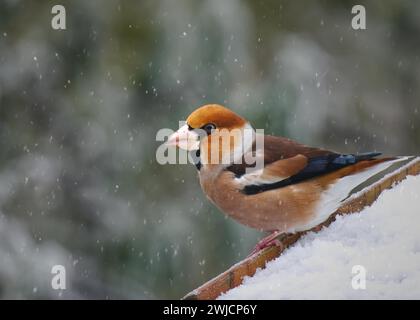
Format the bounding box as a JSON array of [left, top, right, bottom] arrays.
[[166, 124, 200, 150]]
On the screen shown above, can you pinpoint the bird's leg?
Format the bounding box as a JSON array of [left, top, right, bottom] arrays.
[[248, 230, 283, 257]]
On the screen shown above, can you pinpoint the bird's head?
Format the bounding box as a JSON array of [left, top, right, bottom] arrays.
[[167, 104, 255, 166]]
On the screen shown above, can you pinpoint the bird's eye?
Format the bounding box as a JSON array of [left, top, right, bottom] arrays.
[[203, 123, 216, 134]]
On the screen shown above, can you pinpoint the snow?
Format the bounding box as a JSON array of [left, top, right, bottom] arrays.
[[219, 174, 420, 300]]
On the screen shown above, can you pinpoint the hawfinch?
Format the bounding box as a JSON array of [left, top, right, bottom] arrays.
[[167, 104, 399, 253]]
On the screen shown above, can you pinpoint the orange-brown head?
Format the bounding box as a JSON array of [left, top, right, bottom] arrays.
[[186, 104, 247, 131]]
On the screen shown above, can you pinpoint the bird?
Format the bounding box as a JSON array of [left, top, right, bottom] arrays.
[[166, 104, 401, 255]]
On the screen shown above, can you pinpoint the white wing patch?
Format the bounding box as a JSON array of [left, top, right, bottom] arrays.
[[234, 168, 288, 187]]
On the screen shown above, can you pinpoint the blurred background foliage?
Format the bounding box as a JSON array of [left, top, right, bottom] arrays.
[[0, 0, 419, 298]]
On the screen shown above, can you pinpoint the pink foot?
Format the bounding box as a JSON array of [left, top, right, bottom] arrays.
[[248, 231, 283, 257]]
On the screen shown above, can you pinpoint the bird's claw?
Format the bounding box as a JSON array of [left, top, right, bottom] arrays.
[[247, 232, 283, 257]]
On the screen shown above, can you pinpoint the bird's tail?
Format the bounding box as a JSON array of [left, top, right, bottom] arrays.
[[354, 152, 382, 161], [319, 153, 398, 185]]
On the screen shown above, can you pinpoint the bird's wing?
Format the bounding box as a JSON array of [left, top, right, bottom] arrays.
[[234, 154, 308, 186], [229, 134, 382, 195]]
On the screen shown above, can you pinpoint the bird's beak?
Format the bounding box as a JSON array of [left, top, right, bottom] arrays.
[[166, 124, 200, 151]]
